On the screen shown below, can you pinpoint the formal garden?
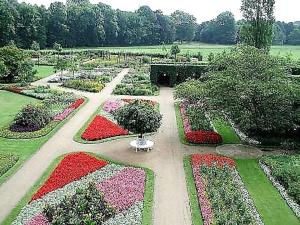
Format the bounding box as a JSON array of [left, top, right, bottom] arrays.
[[0, 0, 300, 224]]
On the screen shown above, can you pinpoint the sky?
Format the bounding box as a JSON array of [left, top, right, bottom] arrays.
[[21, 0, 300, 23]]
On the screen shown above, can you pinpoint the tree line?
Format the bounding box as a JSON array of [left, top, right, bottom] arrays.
[[0, 0, 299, 49]]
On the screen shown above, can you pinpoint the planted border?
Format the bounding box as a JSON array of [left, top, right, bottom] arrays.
[[3, 152, 154, 225]]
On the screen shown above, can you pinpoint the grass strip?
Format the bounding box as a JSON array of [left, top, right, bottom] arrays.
[[236, 159, 300, 225], [183, 155, 203, 225]]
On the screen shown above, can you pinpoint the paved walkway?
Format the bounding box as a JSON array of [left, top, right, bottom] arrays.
[[0, 69, 216, 225]]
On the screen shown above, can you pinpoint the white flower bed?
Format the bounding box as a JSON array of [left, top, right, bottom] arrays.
[[259, 161, 300, 218], [232, 170, 264, 225]]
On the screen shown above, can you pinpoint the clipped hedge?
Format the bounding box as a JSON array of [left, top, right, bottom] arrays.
[[150, 64, 208, 87]]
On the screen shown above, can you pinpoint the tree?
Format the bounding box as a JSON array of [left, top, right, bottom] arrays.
[[171, 10, 197, 42], [114, 101, 162, 139], [287, 27, 300, 45], [54, 58, 69, 77], [241, 0, 275, 51], [205, 45, 294, 135], [31, 41, 40, 51], [170, 44, 180, 60], [272, 22, 286, 45], [0, 45, 35, 83]]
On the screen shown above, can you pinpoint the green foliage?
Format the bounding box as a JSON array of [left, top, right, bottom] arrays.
[[53, 42, 62, 52], [174, 79, 205, 103], [205, 45, 295, 135], [0, 46, 35, 83], [150, 64, 208, 87], [186, 106, 212, 131], [44, 183, 115, 224], [241, 0, 275, 51], [114, 101, 162, 135], [31, 41, 40, 51], [0, 153, 19, 177], [63, 79, 104, 92], [171, 10, 197, 41], [11, 104, 51, 131], [170, 44, 180, 59], [287, 27, 300, 45], [261, 155, 300, 205], [113, 84, 158, 96]]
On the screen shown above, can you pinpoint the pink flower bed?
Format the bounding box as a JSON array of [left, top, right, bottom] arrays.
[[53, 98, 85, 121], [103, 99, 124, 114], [25, 213, 49, 225], [97, 167, 146, 212]]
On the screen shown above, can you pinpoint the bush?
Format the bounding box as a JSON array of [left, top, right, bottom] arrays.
[[186, 106, 212, 131], [10, 104, 51, 132], [114, 101, 162, 136], [63, 79, 104, 92]]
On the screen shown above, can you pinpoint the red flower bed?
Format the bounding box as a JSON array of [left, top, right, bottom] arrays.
[[69, 98, 84, 109], [31, 152, 108, 201], [191, 153, 235, 168], [82, 115, 129, 141], [186, 131, 222, 144]]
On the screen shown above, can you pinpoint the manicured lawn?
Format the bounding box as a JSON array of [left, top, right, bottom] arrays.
[[34, 65, 55, 80], [61, 43, 300, 60], [0, 91, 83, 185], [236, 159, 300, 225], [183, 156, 203, 225], [211, 116, 241, 144]]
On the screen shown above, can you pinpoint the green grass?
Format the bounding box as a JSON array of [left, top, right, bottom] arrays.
[[34, 65, 55, 80], [183, 156, 203, 225], [2, 152, 155, 225], [211, 116, 241, 144], [57, 43, 300, 60], [0, 91, 86, 185], [236, 159, 300, 225]]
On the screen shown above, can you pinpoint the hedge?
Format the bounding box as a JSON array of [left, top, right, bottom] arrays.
[[150, 64, 208, 87]]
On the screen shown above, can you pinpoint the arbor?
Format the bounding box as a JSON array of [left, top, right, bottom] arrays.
[[0, 45, 35, 83], [114, 101, 162, 138], [170, 44, 180, 60], [241, 0, 275, 51], [171, 10, 197, 42]]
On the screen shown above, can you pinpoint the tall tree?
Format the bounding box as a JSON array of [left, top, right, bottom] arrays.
[[241, 0, 275, 51], [0, 0, 18, 47], [155, 10, 175, 44], [171, 10, 197, 42], [47, 2, 68, 47], [287, 27, 300, 45]]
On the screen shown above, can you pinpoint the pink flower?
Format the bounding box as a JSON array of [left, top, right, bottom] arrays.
[[25, 213, 50, 225]]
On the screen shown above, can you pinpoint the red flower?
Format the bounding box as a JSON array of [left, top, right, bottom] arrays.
[[82, 115, 129, 141], [31, 152, 108, 201], [191, 154, 235, 168], [7, 86, 23, 93], [186, 131, 222, 144], [69, 98, 84, 109]]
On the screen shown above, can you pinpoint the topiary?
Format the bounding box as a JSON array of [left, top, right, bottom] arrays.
[[10, 104, 51, 132], [114, 101, 162, 137]]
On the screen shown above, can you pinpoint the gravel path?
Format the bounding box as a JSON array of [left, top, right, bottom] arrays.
[[0, 68, 216, 225]]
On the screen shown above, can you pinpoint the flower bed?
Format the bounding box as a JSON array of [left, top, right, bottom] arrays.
[[0, 153, 19, 177], [53, 98, 84, 121], [190, 154, 263, 225], [179, 103, 222, 144], [260, 155, 300, 217], [81, 115, 129, 141], [12, 152, 152, 225]]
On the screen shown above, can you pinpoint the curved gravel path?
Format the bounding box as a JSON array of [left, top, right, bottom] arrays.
[[0, 68, 216, 225]]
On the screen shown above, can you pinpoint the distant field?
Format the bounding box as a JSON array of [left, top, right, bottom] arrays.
[[62, 43, 300, 60]]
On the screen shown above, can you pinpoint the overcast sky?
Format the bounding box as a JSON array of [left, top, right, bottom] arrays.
[[20, 0, 299, 23]]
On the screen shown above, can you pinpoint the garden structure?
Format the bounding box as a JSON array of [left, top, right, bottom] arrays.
[[150, 64, 208, 87]]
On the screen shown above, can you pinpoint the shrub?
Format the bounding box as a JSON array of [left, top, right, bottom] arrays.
[[10, 104, 51, 132], [186, 106, 212, 131], [63, 79, 104, 92], [114, 101, 162, 136]]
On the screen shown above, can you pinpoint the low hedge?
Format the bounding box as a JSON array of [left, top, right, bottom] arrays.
[[0, 153, 19, 177], [113, 84, 159, 96], [63, 79, 104, 92]]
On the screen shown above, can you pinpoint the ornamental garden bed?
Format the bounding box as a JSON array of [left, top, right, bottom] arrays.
[[5, 152, 154, 225], [184, 154, 263, 225], [260, 155, 300, 218], [175, 102, 222, 145], [0, 153, 19, 178], [75, 98, 159, 143], [1, 87, 85, 139], [113, 68, 159, 96]]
